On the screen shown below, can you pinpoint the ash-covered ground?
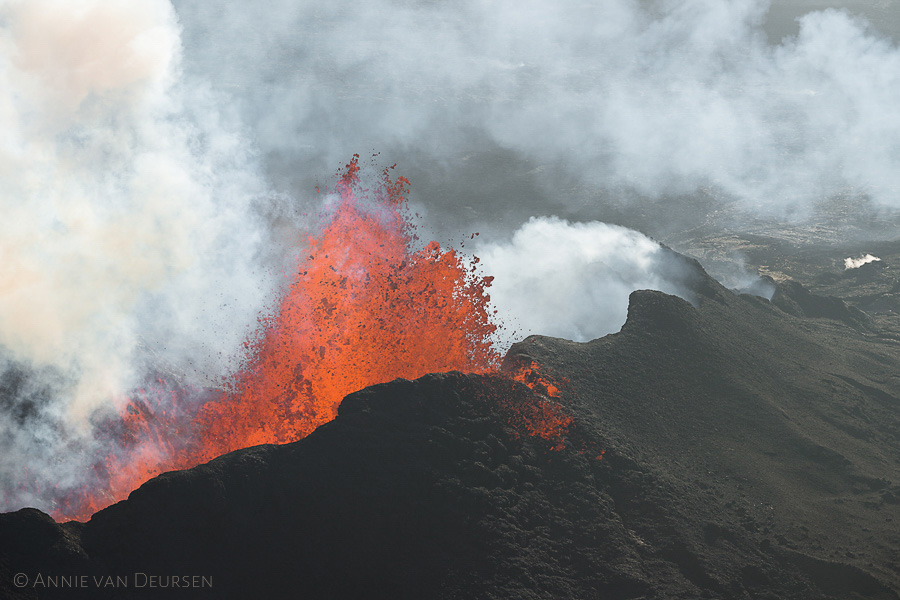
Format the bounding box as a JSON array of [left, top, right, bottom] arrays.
[[2, 245, 899, 600]]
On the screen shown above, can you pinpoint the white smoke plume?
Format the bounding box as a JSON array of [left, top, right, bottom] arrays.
[[477, 217, 695, 344], [844, 254, 881, 269], [0, 0, 285, 413], [0, 0, 299, 513]]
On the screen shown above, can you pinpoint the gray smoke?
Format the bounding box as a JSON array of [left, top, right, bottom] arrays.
[[172, 0, 900, 236], [0, 0, 305, 514]]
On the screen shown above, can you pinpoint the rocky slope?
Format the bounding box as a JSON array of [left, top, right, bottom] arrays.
[[2, 253, 899, 599]]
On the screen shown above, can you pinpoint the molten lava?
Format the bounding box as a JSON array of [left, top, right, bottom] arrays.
[[190, 157, 500, 460], [52, 156, 501, 521], [512, 360, 564, 398], [46, 157, 580, 522], [506, 361, 573, 451]]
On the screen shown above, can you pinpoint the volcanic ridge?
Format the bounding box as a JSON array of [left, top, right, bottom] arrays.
[[2, 249, 900, 599]]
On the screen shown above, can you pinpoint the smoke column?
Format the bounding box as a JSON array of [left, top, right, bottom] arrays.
[[0, 0, 295, 512]]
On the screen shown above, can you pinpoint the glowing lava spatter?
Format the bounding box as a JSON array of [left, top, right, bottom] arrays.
[[507, 361, 573, 451], [46, 157, 579, 522], [512, 360, 564, 398], [190, 156, 501, 460], [51, 156, 501, 521]]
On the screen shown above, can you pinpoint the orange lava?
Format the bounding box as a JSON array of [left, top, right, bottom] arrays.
[[505, 361, 573, 451], [512, 360, 563, 398], [191, 156, 500, 460], [52, 156, 500, 521]]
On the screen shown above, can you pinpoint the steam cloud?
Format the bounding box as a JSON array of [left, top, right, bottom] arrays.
[[0, 0, 288, 408], [844, 254, 881, 269], [478, 217, 694, 343], [173, 0, 900, 230], [0, 0, 297, 511]]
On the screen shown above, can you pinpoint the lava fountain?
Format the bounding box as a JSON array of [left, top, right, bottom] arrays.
[[50, 156, 502, 521], [191, 156, 501, 459]]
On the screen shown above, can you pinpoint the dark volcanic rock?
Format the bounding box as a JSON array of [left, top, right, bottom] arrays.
[[772, 279, 875, 331], [2, 252, 900, 599]]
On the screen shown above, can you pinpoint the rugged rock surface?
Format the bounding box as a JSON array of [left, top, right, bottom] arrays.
[[2, 253, 900, 599]]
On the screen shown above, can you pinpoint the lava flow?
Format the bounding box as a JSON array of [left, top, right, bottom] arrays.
[[51, 156, 501, 521]]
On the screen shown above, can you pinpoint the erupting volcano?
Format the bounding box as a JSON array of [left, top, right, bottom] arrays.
[[193, 156, 502, 456], [7, 1, 900, 597], [48, 156, 517, 522]]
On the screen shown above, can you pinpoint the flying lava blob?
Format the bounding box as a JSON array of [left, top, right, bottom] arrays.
[[50, 156, 503, 521]]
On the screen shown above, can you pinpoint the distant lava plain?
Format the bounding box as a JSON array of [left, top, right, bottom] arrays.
[[2, 249, 899, 599]]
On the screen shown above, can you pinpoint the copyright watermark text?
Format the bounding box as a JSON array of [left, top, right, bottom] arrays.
[[12, 572, 213, 590]]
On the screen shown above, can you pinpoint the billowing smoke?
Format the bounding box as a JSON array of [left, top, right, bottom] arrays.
[[845, 254, 881, 269], [0, 0, 299, 512], [477, 217, 696, 344], [0, 0, 289, 408], [171, 0, 900, 235]]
